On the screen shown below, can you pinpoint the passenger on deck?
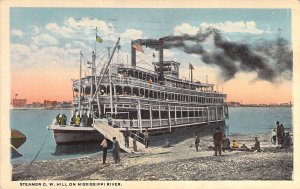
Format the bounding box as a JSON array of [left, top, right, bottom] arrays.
[[62, 114, 67, 125], [112, 137, 120, 164], [130, 118, 133, 129], [87, 114, 93, 127], [231, 140, 240, 149], [251, 137, 262, 152], [70, 115, 76, 125], [74, 115, 80, 127], [56, 114, 60, 125], [107, 116, 112, 126], [82, 113, 88, 127], [59, 115, 63, 125], [222, 134, 231, 152]]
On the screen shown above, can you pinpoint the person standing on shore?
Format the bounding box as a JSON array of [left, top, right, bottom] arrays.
[[144, 128, 149, 148], [124, 127, 130, 148], [277, 123, 284, 145], [100, 137, 108, 164], [195, 133, 200, 151], [276, 121, 282, 145], [213, 127, 223, 156], [112, 137, 120, 164], [130, 118, 133, 129], [133, 134, 138, 152], [271, 129, 277, 145]]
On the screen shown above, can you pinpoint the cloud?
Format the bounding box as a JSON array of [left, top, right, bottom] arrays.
[[46, 22, 74, 38], [11, 29, 23, 37], [45, 17, 117, 41], [64, 17, 116, 38], [173, 21, 270, 36], [11, 43, 76, 70], [120, 29, 144, 40], [32, 34, 59, 46], [174, 23, 199, 36], [201, 21, 269, 34]]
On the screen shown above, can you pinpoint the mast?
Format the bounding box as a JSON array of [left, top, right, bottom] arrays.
[[108, 47, 114, 116], [79, 51, 82, 114], [92, 37, 121, 117]]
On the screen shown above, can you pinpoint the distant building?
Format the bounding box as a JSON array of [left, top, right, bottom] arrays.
[[12, 98, 27, 107], [44, 100, 58, 108], [226, 102, 241, 107], [279, 103, 290, 107]]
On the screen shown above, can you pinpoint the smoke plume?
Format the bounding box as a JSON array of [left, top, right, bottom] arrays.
[[136, 28, 293, 83]]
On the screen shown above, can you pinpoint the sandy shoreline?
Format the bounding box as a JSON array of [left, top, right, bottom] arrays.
[[12, 127, 293, 181]]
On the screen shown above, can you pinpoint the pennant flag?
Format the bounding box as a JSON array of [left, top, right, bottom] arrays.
[[96, 35, 103, 43], [132, 43, 144, 53], [189, 63, 194, 70]]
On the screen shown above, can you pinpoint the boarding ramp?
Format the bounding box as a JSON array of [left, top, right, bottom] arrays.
[[93, 120, 146, 153]]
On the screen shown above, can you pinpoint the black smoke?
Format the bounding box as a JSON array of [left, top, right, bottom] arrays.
[[136, 28, 293, 83]]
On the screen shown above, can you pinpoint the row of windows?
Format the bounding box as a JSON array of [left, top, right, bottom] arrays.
[[74, 83, 225, 104], [106, 108, 225, 120]]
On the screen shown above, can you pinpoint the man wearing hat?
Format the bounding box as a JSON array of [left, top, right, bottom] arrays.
[[213, 127, 223, 156]]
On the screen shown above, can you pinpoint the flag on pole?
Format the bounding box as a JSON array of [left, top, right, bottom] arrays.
[[132, 43, 144, 53], [96, 35, 103, 43], [189, 63, 194, 70]]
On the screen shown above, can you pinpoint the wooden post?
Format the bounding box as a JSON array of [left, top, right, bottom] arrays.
[[150, 104, 153, 128], [174, 105, 177, 125], [207, 107, 210, 124], [215, 106, 218, 122], [159, 104, 162, 126], [138, 100, 142, 132]]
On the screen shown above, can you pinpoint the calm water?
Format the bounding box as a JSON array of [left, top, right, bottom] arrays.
[[10, 107, 292, 164]]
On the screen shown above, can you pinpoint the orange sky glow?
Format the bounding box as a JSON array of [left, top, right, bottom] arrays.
[[11, 67, 292, 104]]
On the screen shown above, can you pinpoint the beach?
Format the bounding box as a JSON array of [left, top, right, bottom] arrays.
[[12, 127, 293, 181]]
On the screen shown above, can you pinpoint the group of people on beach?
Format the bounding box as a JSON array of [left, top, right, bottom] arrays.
[[195, 127, 263, 156], [272, 121, 292, 148], [99, 127, 150, 164], [202, 120, 292, 156], [100, 136, 120, 165]]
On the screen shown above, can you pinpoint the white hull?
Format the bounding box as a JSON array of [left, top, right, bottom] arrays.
[[48, 125, 102, 144]]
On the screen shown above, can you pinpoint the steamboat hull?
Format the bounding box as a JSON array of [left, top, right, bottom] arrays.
[[48, 125, 102, 144]]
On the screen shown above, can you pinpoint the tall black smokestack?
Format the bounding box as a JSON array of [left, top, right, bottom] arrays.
[[159, 38, 164, 81], [131, 41, 136, 67]]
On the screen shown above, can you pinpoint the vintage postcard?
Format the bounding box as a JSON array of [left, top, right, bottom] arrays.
[[1, 0, 300, 189]]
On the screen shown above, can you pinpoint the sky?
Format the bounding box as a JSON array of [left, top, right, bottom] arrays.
[[10, 8, 292, 104]]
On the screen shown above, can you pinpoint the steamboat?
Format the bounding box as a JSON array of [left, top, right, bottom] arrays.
[[48, 34, 228, 151]]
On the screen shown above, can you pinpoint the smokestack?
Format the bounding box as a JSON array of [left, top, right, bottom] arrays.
[[159, 38, 164, 81], [131, 41, 136, 67]]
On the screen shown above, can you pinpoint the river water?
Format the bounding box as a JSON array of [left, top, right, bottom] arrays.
[[10, 107, 292, 164]]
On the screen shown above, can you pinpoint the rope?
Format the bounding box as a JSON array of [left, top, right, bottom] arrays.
[[16, 129, 50, 180]]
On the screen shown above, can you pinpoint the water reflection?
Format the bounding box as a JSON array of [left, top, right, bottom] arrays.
[[53, 142, 113, 156]]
